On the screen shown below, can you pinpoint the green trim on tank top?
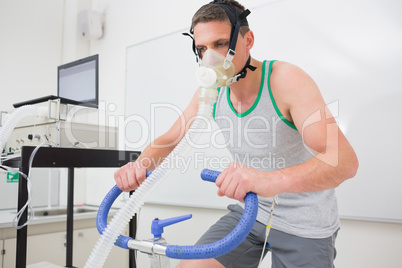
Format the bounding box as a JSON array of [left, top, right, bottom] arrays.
[[212, 86, 221, 120], [226, 60, 266, 118], [267, 60, 298, 131]]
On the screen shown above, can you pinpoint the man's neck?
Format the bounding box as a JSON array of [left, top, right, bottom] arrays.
[[229, 58, 263, 100]]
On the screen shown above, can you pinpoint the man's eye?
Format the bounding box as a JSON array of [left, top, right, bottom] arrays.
[[197, 47, 206, 58], [217, 42, 229, 48]]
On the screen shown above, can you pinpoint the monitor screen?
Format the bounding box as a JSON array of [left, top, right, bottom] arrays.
[[58, 54, 99, 108]]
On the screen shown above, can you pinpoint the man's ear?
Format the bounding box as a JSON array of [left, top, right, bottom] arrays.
[[245, 30, 254, 50]]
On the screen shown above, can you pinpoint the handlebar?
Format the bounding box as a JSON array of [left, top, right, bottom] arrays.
[[96, 169, 258, 259]]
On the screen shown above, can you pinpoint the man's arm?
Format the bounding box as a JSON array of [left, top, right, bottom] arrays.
[[114, 89, 200, 191], [216, 62, 359, 201]]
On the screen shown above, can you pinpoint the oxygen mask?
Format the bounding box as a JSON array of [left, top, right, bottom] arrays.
[[196, 49, 236, 88]]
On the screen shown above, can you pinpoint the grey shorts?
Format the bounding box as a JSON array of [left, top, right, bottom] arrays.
[[195, 204, 338, 268]]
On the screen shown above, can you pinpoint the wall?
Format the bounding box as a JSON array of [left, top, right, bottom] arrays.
[[0, 0, 64, 110], [0, 0, 401, 267], [0, 0, 93, 110]]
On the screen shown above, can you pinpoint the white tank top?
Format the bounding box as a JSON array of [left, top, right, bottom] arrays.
[[213, 60, 339, 238]]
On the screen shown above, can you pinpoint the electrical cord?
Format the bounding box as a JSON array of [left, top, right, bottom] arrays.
[[0, 141, 56, 229], [257, 195, 279, 267], [0, 165, 28, 181], [1, 154, 22, 162]]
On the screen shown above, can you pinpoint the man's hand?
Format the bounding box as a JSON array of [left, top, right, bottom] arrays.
[[215, 163, 255, 203], [114, 161, 147, 192]]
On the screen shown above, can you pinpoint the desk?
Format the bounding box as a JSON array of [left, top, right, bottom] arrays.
[[4, 146, 140, 268]]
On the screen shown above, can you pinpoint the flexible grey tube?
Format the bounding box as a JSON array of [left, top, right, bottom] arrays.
[[84, 88, 218, 268]]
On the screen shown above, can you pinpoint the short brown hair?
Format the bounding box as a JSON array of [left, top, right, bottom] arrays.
[[191, 0, 250, 36]]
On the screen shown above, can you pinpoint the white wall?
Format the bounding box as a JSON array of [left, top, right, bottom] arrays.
[[1, 0, 401, 267], [0, 0, 92, 110], [0, 0, 64, 110]]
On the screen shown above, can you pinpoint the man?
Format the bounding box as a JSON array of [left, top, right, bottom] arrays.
[[115, 0, 358, 267]]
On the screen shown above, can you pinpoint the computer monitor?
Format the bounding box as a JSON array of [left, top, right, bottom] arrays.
[[57, 54, 99, 108]]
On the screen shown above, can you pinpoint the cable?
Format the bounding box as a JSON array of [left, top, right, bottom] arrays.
[[9, 141, 56, 229], [0, 165, 28, 181], [0, 165, 30, 227], [257, 195, 279, 268], [1, 153, 23, 162]]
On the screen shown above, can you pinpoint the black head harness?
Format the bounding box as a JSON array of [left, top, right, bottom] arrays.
[[183, 0, 257, 83]]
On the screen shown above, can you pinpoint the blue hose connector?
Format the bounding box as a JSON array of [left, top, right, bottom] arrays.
[[96, 185, 132, 249], [165, 169, 258, 259], [96, 168, 258, 258]]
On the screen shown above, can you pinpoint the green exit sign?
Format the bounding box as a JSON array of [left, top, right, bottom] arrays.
[[7, 171, 19, 183]]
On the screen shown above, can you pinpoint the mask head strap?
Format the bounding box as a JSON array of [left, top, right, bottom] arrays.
[[182, 29, 200, 62], [210, 0, 250, 67], [229, 55, 257, 84]]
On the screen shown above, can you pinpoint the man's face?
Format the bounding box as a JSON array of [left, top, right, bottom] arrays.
[[193, 20, 247, 75]]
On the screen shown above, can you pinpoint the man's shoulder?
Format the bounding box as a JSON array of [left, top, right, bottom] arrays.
[[268, 60, 318, 123], [271, 61, 302, 75], [270, 61, 312, 89]]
